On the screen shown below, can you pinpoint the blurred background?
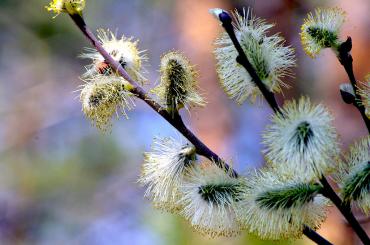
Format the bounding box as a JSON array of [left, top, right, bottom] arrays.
[[0, 0, 369, 244]]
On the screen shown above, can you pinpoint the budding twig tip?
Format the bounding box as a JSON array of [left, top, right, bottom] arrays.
[[209, 8, 223, 20], [209, 8, 231, 23]]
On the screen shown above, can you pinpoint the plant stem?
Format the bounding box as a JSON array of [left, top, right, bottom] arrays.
[[338, 37, 370, 133], [220, 14, 370, 243], [303, 226, 333, 245], [217, 11, 282, 114], [215, 10, 337, 244], [68, 13, 238, 177], [319, 176, 370, 244]]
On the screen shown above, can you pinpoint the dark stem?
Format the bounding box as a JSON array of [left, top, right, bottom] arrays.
[[346, 216, 370, 225], [303, 226, 333, 245], [218, 11, 282, 114], [215, 12, 336, 244], [68, 14, 238, 177], [338, 37, 370, 133], [319, 176, 370, 244]]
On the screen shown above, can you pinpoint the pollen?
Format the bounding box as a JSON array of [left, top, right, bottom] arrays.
[[139, 137, 197, 213], [236, 169, 328, 240], [80, 76, 135, 131], [300, 7, 346, 58], [359, 75, 370, 119], [80, 29, 147, 84], [214, 9, 295, 105], [262, 96, 340, 180], [152, 51, 205, 117], [335, 137, 370, 214], [178, 163, 243, 237], [46, 0, 85, 16]]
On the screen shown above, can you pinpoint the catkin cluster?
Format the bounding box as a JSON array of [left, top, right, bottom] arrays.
[[46, 2, 370, 242]]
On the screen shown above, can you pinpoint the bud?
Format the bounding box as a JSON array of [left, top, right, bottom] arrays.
[[80, 75, 135, 131], [358, 75, 370, 119], [152, 51, 205, 117], [178, 162, 243, 237], [209, 8, 228, 22], [214, 9, 295, 105], [339, 83, 355, 104], [236, 170, 328, 240], [255, 183, 322, 210], [342, 162, 370, 206], [300, 8, 346, 58], [46, 0, 85, 16], [338, 36, 352, 54], [80, 29, 147, 84], [335, 137, 370, 214], [263, 97, 340, 180], [139, 137, 197, 212]]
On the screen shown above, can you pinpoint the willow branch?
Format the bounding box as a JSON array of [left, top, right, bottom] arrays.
[[215, 10, 337, 244], [319, 176, 370, 244], [303, 226, 333, 245], [338, 37, 370, 133], [68, 13, 238, 177], [330, 37, 370, 244]]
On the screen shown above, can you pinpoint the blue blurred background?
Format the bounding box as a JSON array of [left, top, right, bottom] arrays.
[[0, 0, 369, 244]]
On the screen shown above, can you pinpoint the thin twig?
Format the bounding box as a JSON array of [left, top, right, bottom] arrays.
[[303, 226, 333, 245], [338, 37, 370, 133], [333, 37, 370, 244], [319, 176, 370, 244], [68, 13, 238, 177]]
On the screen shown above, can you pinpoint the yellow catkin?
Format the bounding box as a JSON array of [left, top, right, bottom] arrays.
[[152, 51, 205, 117], [80, 77, 134, 131], [46, 0, 85, 16]]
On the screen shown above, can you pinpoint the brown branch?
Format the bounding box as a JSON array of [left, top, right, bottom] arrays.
[[338, 37, 370, 134], [68, 13, 238, 177], [303, 226, 333, 245], [319, 176, 370, 244]]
